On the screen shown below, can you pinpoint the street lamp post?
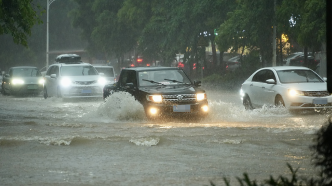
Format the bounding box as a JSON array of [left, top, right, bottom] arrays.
[[46, 0, 56, 69]]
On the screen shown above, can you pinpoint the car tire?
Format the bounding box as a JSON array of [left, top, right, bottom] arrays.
[[275, 95, 285, 107], [243, 95, 253, 110], [43, 87, 48, 99], [1, 85, 8, 96]]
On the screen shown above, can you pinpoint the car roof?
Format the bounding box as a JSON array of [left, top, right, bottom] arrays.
[[10, 66, 38, 69], [124, 66, 180, 72], [261, 66, 310, 71], [93, 65, 114, 68], [52, 62, 92, 67]]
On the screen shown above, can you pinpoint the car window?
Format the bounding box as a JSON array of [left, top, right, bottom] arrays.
[[10, 68, 41, 77], [265, 70, 276, 82], [95, 67, 114, 77], [138, 69, 191, 86], [46, 66, 54, 76], [277, 70, 323, 83], [252, 70, 266, 82], [119, 70, 136, 87], [60, 66, 98, 76]]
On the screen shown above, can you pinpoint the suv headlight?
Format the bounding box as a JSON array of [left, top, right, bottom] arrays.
[[288, 89, 304, 97], [39, 78, 45, 85], [147, 95, 163, 103], [60, 77, 71, 87], [98, 77, 107, 85], [196, 93, 206, 101], [12, 78, 24, 85]]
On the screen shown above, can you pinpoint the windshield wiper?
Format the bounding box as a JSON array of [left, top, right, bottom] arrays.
[[164, 78, 190, 84], [142, 79, 165, 85]]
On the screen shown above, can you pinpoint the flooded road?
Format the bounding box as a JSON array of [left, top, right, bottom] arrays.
[[0, 89, 330, 185]]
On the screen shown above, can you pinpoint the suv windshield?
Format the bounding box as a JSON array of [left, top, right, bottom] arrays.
[[60, 66, 99, 76], [10, 68, 41, 77], [277, 70, 323, 83], [95, 67, 114, 77], [138, 69, 191, 86]]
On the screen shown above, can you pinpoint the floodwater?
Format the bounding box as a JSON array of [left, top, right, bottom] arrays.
[[0, 89, 330, 186]]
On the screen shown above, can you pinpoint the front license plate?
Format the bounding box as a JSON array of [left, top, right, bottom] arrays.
[[27, 85, 38, 89], [81, 89, 92, 94], [313, 98, 328, 104], [173, 105, 190, 112]]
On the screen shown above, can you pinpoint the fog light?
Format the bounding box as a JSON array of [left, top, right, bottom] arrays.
[[150, 108, 158, 115], [202, 105, 208, 112]]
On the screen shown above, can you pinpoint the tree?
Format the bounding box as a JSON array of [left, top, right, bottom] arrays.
[[216, 0, 275, 67], [0, 0, 43, 47], [277, 0, 325, 67]]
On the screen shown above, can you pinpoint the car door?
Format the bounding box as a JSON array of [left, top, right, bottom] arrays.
[[261, 70, 277, 105], [250, 70, 268, 107], [2, 68, 12, 93], [45, 66, 58, 96]]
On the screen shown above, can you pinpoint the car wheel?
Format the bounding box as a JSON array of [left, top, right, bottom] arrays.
[[43, 87, 48, 99], [2, 85, 8, 95], [243, 95, 253, 110], [275, 95, 285, 107]]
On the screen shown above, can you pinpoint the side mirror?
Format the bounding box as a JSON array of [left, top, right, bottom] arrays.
[[1, 71, 4, 75], [323, 77, 327, 82], [125, 82, 134, 89], [50, 74, 57, 78], [194, 80, 201, 87], [266, 79, 276, 84], [5, 74, 10, 78]]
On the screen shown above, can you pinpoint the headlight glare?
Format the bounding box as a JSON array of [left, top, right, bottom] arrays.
[[39, 79, 45, 85], [288, 89, 304, 97], [148, 95, 162, 103], [12, 78, 24, 85], [196, 93, 206, 101], [60, 77, 71, 87], [98, 77, 107, 85]]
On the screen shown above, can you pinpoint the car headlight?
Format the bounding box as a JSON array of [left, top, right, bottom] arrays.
[[39, 79, 45, 85], [147, 95, 163, 103], [60, 77, 71, 87], [12, 78, 24, 85], [239, 89, 245, 97], [98, 77, 107, 85], [288, 89, 304, 97], [196, 93, 206, 101]]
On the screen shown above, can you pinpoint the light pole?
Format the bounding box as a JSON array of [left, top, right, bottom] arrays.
[[46, 0, 56, 69]]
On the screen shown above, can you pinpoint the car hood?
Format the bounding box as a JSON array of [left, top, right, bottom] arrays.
[[139, 85, 204, 94], [13, 76, 43, 84], [280, 82, 327, 91], [63, 75, 101, 81]]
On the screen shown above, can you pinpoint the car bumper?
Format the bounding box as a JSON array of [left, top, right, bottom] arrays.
[[60, 86, 103, 98], [144, 100, 209, 118], [10, 84, 43, 94], [286, 96, 332, 110]]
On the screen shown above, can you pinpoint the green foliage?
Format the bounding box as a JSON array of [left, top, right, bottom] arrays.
[[0, 0, 43, 47], [211, 163, 325, 186], [215, 0, 274, 66], [277, 0, 325, 50]]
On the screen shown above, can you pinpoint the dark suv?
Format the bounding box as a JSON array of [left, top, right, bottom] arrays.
[[103, 67, 208, 119]]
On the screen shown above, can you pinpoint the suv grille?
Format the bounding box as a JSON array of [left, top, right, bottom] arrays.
[[162, 94, 196, 103], [73, 81, 97, 85], [303, 91, 330, 97]]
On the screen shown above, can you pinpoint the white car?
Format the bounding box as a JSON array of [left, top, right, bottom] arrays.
[[93, 65, 116, 85], [43, 55, 106, 99], [240, 66, 332, 110], [284, 52, 303, 66]]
